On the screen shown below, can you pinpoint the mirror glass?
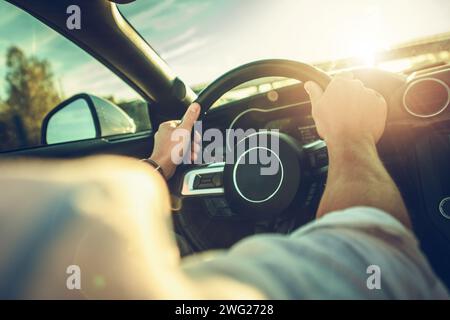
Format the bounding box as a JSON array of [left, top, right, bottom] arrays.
[[90, 96, 136, 136], [45, 98, 96, 144]]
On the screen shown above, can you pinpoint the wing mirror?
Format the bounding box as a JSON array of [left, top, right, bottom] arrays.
[[42, 93, 136, 145]]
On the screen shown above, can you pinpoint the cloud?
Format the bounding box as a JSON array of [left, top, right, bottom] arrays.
[[127, 0, 175, 28], [161, 37, 209, 61], [0, 6, 20, 29], [31, 31, 59, 55], [125, 0, 210, 33], [58, 61, 140, 101], [158, 27, 197, 51]]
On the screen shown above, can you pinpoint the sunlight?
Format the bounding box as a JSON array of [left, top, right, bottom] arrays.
[[352, 42, 378, 67], [344, 6, 390, 67], [119, 0, 450, 86]]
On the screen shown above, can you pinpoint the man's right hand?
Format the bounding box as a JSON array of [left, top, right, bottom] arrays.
[[304, 73, 387, 146], [304, 73, 410, 227]]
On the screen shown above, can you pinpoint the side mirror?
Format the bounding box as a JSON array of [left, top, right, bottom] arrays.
[[42, 93, 136, 145]]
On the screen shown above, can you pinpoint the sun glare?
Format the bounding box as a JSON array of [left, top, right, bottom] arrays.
[[344, 6, 390, 67], [352, 42, 378, 67]]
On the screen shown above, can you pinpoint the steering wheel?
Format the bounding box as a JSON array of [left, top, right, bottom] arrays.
[[173, 59, 331, 251], [196, 59, 330, 116]]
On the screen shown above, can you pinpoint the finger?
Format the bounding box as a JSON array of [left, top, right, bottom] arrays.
[[366, 87, 386, 102], [304, 81, 324, 105], [194, 130, 201, 144], [191, 151, 198, 162], [158, 120, 173, 129], [191, 140, 200, 151], [179, 103, 200, 131], [169, 120, 180, 129]]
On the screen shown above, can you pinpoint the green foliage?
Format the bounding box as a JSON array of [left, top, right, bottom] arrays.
[[0, 46, 61, 151]]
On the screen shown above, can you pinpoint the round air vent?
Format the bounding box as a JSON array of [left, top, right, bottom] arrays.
[[403, 78, 449, 118]]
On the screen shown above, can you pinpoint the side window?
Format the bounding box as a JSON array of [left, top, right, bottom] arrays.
[[0, 2, 151, 152]]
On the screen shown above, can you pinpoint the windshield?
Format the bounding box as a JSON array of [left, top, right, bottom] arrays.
[[120, 0, 450, 90]]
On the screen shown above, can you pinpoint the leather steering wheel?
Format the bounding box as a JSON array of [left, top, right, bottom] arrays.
[[196, 59, 331, 116], [175, 59, 331, 251]]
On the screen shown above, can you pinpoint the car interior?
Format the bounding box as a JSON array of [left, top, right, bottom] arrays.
[[1, 0, 449, 291]]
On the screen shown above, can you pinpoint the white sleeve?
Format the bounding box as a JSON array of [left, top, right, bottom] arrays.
[[183, 207, 449, 299]]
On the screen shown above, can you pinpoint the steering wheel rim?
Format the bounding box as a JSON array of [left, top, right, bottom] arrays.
[[176, 60, 331, 251], [195, 59, 331, 116]]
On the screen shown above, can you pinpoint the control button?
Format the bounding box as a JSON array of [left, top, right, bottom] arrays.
[[212, 173, 223, 187], [204, 197, 235, 218], [315, 149, 328, 167], [309, 149, 328, 168], [193, 175, 201, 188], [439, 197, 450, 220], [197, 181, 215, 189], [193, 173, 223, 190]]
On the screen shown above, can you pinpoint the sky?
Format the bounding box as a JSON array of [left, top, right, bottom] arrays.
[[0, 1, 142, 102], [120, 0, 450, 85], [0, 0, 449, 102]]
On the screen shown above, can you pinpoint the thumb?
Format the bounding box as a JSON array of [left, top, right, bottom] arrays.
[[179, 103, 200, 130], [304, 81, 323, 105]]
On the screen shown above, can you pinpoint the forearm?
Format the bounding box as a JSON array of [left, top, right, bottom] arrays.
[[317, 137, 410, 228]]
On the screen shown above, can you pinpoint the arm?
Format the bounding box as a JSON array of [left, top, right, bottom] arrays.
[[304, 73, 411, 228]]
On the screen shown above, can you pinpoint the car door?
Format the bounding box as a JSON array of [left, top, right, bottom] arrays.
[[0, 1, 154, 160]]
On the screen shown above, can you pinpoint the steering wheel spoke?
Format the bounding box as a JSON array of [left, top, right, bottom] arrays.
[[172, 59, 331, 251], [181, 162, 225, 196]]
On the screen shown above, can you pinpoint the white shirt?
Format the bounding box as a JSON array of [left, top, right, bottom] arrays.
[[184, 207, 449, 299]]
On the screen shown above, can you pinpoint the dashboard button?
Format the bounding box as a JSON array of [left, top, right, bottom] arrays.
[[193, 175, 201, 188], [212, 173, 223, 187], [193, 173, 223, 190]]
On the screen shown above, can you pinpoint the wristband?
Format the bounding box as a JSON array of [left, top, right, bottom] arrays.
[[142, 158, 165, 179]]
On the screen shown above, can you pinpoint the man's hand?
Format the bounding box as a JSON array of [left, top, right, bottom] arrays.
[[304, 74, 410, 227], [149, 103, 201, 179], [304, 73, 387, 146]]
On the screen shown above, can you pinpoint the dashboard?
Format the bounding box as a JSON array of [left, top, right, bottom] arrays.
[[173, 65, 450, 288], [264, 117, 318, 145], [219, 65, 450, 137]]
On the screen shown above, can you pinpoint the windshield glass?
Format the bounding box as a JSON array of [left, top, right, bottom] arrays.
[[120, 0, 450, 90]]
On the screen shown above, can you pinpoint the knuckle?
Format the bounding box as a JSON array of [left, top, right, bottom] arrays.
[[364, 88, 377, 96]]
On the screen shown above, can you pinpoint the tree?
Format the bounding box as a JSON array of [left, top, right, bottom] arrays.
[[0, 46, 61, 150]]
